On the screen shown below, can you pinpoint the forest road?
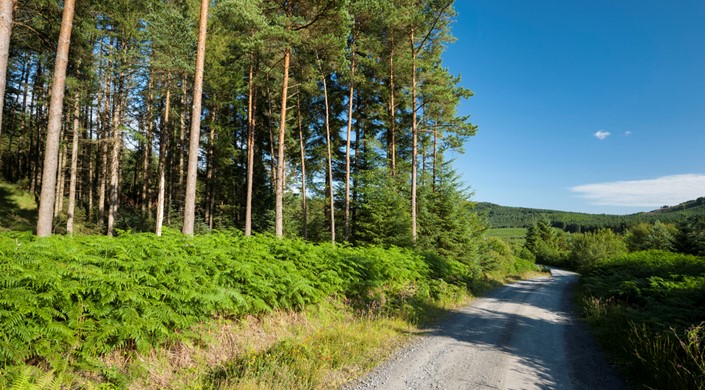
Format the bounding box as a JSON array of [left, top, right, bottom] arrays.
[[346, 269, 630, 390]]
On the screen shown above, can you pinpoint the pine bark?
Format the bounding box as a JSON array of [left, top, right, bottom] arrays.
[[54, 142, 65, 217], [178, 75, 187, 211], [410, 28, 418, 242], [182, 0, 209, 235], [205, 108, 216, 229], [36, 0, 76, 237], [344, 41, 355, 241], [107, 61, 126, 237], [0, 0, 14, 162], [389, 39, 396, 175], [274, 47, 290, 238], [322, 75, 335, 244], [67, 92, 80, 233], [245, 57, 255, 236], [297, 94, 307, 239], [156, 75, 171, 236], [142, 74, 154, 214]]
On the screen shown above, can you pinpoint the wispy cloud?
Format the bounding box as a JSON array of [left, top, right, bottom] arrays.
[[594, 130, 610, 140], [570, 174, 705, 207], [624, 131, 632, 136]]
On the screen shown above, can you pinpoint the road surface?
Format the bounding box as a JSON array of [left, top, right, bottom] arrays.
[[347, 269, 629, 390]]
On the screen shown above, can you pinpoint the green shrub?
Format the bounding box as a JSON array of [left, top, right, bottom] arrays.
[[579, 250, 705, 389], [569, 228, 626, 272], [625, 221, 676, 252]]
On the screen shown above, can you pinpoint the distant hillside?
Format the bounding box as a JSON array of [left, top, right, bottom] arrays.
[[475, 198, 705, 232]]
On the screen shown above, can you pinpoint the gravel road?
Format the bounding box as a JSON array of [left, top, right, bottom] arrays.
[[346, 269, 630, 390]]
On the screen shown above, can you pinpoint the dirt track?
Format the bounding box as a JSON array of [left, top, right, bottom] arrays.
[[347, 269, 630, 390]]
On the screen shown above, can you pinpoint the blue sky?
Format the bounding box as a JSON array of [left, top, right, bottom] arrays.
[[444, 0, 705, 214]]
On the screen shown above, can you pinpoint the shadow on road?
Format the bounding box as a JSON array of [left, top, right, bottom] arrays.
[[416, 271, 631, 389]]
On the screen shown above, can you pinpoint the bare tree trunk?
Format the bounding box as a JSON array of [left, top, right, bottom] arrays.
[[142, 74, 154, 214], [28, 61, 39, 191], [274, 47, 290, 238], [107, 59, 126, 237], [0, 0, 15, 162], [205, 108, 216, 229], [433, 120, 437, 192], [297, 94, 307, 240], [344, 40, 355, 241], [54, 141, 65, 217], [156, 74, 171, 236], [322, 75, 335, 244], [182, 0, 209, 235], [389, 39, 396, 176], [178, 75, 186, 212], [410, 28, 418, 242], [67, 91, 80, 233], [16, 53, 30, 180], [36, 0, 76, 237], [87, 104, 93, 220], [245, 56, 255, 236], [353, 96, 361, 237]]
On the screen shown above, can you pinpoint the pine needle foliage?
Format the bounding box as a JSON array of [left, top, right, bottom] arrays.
[[0, 228, 480, 386]]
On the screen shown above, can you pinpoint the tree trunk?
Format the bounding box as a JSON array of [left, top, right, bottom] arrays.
[[410, 28, 418, 242], [297, 93, 307, 240], [97, 56, 110, 226], [178, 74, 186, 212], [36, 0, 76, 237], [344, 40, 355, 241], [87, 103, 93, 220], [389, 39, 396, 176], [54, 142, 65, 217], [142, 74, 154, 214], [205, 108, 216, 229], [322, 75, 335, 244], [433, 119, 437, 192], [107, 60, 126, 237], [352, 96, 361, 238], [0, 0, 14, 162], [156, 74, 171, 236], [245, 56, 255, 236], [67, 92, 80, 233], [274, 47, 290, 239], [16, 53, 30, 180], [182, 0, 209, 235]]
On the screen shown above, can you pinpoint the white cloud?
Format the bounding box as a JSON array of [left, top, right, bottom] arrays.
[[570, 174, 705, 207], [624, 131, 632, 136], [594, 130, 610, 140]]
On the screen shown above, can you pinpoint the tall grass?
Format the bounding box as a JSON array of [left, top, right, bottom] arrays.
[[579, 250, 705, 389]]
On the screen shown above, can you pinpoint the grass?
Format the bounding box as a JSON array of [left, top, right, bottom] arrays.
[[0, 181, 37, 232], [487, 228, 527, 246], [578, 250, 705, 389], [106, 299, 414, 389]]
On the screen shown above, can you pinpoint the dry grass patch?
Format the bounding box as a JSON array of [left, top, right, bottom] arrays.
[[112, 300, 415, 389]]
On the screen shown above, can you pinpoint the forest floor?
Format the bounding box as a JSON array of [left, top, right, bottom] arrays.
[[0, 181, 36, 231], [345, 269, 631, 390]]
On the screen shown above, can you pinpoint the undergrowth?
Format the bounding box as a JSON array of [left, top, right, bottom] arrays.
[[579, 250, 705, 389], [0, 229, 537, 388]]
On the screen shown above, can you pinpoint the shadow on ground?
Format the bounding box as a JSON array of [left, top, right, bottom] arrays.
[[0, 182, 37, 231]]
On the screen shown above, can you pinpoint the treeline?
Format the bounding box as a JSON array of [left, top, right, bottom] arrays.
[[477, 200, 705, 233], [0, 0, 476, 245]]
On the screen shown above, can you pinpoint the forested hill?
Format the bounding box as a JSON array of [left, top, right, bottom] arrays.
[[476, 198, 705, 232]]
